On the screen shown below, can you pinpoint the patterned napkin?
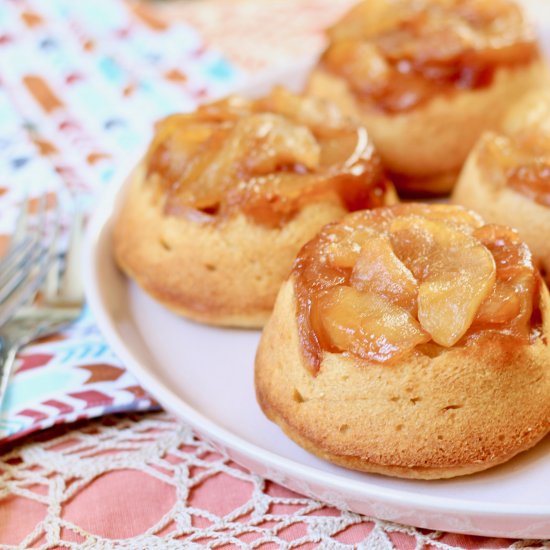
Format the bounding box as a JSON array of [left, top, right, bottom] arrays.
[[0, 0, 238, 441], [0, 0, 352, 442]]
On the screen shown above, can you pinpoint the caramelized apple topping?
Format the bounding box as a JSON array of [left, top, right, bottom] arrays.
[[350, 234, 418, 313], [320, 0, 539, 113], [293, 204, 538, 372], [145, 87, 391, 228], [507, 160, 550, 207], [390, 216, 496, 346], [477, 91, 550, 207], [471, 224, 536, 339], [317, 286, 429, 362]]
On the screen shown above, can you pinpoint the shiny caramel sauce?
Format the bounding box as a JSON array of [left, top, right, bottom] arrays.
[[478, 129, 550, 207], [292, 204, 540, 373], [468, 224, 538, 338], [500, 94, 550, 205], [320, 0, 539, 113], [507, 161, 550, 207], [144, 87, 391, 228]]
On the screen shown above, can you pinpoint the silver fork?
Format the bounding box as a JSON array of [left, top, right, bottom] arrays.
[[0, 197, 85, 408], [0, 195, 56, 328]]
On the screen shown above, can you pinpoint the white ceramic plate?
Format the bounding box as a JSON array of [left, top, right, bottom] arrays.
[[85, 175, 550, 539], [84, 3, 550, 537]]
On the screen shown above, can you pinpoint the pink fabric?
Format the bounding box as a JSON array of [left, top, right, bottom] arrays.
[[0, 465, 501, 547], [0, 496, 47, 546], [0, 413, 541, 549], [62, 470, 177, 539]]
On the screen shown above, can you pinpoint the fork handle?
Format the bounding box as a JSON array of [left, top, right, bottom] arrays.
[[0, 338, 19, 409]]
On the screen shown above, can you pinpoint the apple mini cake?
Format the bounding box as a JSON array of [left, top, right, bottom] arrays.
[[453, 89, 550, 284], [255, 204, 550, 479], [307, 0, 546, 195], [113, 87, 396, 327]]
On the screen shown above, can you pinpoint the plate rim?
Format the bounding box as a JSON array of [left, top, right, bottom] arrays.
[[83, 172, 550, 534]]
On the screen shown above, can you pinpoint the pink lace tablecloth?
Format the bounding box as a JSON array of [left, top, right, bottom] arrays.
[[0, 1, 549, 548], [0, 412, 535, 549]]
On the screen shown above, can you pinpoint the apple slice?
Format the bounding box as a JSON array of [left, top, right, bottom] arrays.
[[147, 118, 217, 186], [318, 285, 429, 362], [350, 234, 418, 312], [473, 224, 535, 338], [172, 113, 321, 211], [418, 204, 484, 232], [324, 226, 377, 269], [390, 216, 496, 346], [474, 281, 522, 325], [262, 86, 349, 138]]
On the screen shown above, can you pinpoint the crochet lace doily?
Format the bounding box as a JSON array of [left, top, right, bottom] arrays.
[[1, 412, 549, 550]]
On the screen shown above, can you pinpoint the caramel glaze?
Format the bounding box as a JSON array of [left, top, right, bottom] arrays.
[[292, 205, 542, 374], [507, 161, 550, 207], [144, 90, 391, 229], [320, 0, 539, 114], [478, 132, 550, 207]]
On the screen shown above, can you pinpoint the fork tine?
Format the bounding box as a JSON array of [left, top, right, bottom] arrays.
[[43, 198, 61, 302], [0, 196, 33, 273], [0, 196, 42, 304], [59, 209, 84, 303], [0, 237, 36, 283], [0, 247, 51, 327], [43, 254, 60, 302], [0, 194, 60, 327], [0, 238, 43, 305], [11, 193, 29, 243]]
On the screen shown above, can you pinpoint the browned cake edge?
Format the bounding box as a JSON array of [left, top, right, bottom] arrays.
[[112, 165, 362, 327], [452, 133, 550, 284], [306, 60, 547, 195], [255, 278, 550, 480]]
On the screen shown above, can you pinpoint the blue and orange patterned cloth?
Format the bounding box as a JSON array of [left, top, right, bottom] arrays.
[[0, 0, 241, 441], [0, 0, 351, 442]]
